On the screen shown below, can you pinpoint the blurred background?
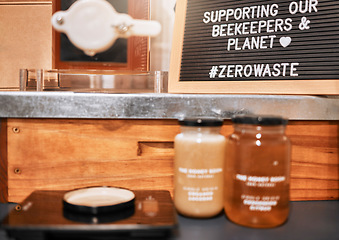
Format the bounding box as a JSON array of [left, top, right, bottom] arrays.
[[0, 0, 177, 90]]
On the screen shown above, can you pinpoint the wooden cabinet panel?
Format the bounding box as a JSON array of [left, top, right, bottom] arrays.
[[0, 120, 8, 202], [0, 2, 52, 88], [0, 119, 338, 203], [0, 1, 51, 3], [5, 119, 179, 202]]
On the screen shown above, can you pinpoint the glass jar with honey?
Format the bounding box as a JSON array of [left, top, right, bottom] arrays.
[[174, 118, 225, 218], [224, 115, 291, 228]]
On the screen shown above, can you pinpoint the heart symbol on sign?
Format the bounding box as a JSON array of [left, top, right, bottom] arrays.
[[280, 37, 292, 48]]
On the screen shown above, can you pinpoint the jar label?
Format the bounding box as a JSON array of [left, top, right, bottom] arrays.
[[185, 186, 219, 202], [179, 167, 222, 179], [236, 174, 285, 188], [241, 195, 280, 212], [235, 174, 287, 212], [178, 167, 223, 202]]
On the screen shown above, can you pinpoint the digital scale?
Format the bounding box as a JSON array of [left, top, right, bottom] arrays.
[[1, 189, 177, 240]]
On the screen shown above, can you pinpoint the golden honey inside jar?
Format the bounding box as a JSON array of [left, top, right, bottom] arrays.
[[174, 118, 226, 218], [224, 115, 291, 228]]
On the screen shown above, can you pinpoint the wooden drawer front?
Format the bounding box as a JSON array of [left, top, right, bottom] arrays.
[[1, 119, 338, 203]]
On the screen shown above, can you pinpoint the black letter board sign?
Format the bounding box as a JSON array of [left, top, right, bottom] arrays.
[[169, 0, 339, 94]]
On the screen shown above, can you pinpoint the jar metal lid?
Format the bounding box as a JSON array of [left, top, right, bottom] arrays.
[[232, 115, 288, 126], [179, 118, 224, 127]]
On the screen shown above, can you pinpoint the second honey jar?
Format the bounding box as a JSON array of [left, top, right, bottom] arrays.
[[224, 115, 291, 228]]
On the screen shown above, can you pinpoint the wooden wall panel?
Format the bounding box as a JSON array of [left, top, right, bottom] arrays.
[[0, 1, 51, 3], [0, 2, 52, 89], [2, 119, 339, 203], [0, 120, 8, 202], [5, 119, 179, 202], [287, 121, 339, 201]]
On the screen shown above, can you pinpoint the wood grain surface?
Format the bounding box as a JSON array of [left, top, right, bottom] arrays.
[[1, 119, 338, 203], [0, 120, 8, 202], [0, 1, 51, 4], [0, 2, 52, 89]]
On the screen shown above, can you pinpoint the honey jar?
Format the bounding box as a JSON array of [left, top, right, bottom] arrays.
[[174, 118, 225, 218], [224, 115, 291, 228]]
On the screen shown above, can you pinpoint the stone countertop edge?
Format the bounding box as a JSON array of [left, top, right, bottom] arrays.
[[0, 92, 338, 120]]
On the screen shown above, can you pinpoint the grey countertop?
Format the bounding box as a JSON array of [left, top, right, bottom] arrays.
[[0, 92, 339, 120], [1, 201, 338, 240]]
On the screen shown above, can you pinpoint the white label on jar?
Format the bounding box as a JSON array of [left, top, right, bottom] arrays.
[[179, 168, 222, 179], [179, 166, 222, 203], [241, 195, 280, 212], [185, 187, 219, 202], [188, 191, 214, 201], [236, 174, 285, 188], [235, 173, 286, 212]]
